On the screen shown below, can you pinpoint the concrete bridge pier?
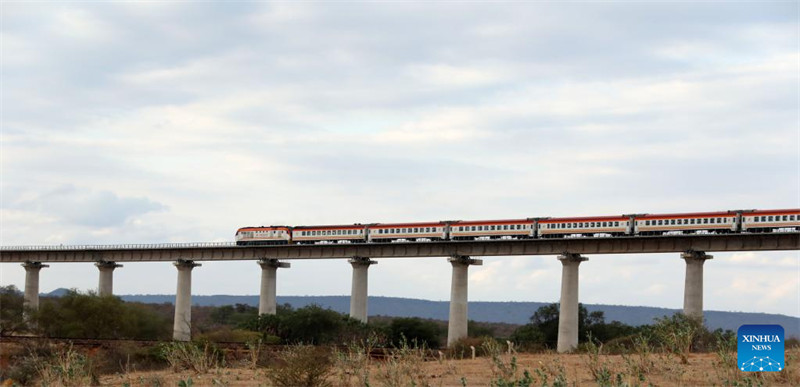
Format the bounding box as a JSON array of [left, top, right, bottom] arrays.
[[21, 262, 48, 316], [257, 259, 291, 315], [447, 255, 483, 347], [349, 257, 377, 323], [557, 253, 588, 353], [681, 250, 712, 320], [95, 261, 122, 296], [173, 260, 201, 341]]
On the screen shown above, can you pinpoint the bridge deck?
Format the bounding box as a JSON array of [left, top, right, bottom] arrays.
[[1, 233, 797, 262]]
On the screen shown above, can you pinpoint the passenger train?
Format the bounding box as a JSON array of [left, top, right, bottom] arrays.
[[235, 209, 800, 246]]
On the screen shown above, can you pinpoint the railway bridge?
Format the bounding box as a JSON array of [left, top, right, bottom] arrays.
[[2, 232, 798, 352]]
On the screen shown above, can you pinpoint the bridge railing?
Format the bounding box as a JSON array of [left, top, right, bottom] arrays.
[[0, 242, 238, 252]]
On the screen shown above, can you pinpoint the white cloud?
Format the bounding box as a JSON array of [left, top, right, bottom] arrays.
[[1, 2, 797, 318]]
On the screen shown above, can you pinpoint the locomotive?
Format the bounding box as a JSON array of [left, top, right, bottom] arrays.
[[235, 208, 800, 246]]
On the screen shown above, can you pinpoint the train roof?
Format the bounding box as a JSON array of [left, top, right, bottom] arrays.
[[236, 226, 291, 232], [748, 208, 800, 215], [292, 224, 368, 230], [540, 215, 627, 222], [451, 219, 531, 225], [638, 211, 738, 219], [370, 221, 446, 228]]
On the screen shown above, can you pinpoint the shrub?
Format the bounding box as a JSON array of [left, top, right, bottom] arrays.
[[268, 344, 333, 387], [159, 341, 222, 373], [196, 328, 261, 343], [388, 317, 442, 348], [32, 290, 170, 340], [448, 336, 495, 359]]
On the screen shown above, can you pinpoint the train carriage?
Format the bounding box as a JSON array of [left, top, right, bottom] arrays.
[[367, 222, 447, 242], [635, 211, 737, 236], [741, 209, 800, 233], [539, 216, 630, 238], [235, 226, 292, 245], [449, 219, 534, 240], [292, 224, 367, 244]]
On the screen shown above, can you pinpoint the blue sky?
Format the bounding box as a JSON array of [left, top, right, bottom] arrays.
[[1, 2, 798, 317]]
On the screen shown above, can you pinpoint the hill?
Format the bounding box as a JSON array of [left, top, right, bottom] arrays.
[[105, 292, 800, 338]]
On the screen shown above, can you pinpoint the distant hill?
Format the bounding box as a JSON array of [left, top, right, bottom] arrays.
[[103, 292, 800, 338]]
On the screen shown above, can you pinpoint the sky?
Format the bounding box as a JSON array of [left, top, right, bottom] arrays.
[[1, 2, 798, 318]]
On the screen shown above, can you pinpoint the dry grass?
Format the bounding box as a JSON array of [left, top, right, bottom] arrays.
[[90, 348, 798, 386], [4, 340, 798, 386]]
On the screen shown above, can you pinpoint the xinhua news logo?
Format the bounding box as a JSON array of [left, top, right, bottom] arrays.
[[737, 324, 784, 372]]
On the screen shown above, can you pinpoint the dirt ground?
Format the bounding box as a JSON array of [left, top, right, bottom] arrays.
[[99, 351, 798, 386]]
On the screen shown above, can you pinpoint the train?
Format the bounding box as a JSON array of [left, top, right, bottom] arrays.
[[235, 208, 800, 246]]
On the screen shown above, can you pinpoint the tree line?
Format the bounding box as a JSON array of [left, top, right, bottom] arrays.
[[0, 285, 740, 353]]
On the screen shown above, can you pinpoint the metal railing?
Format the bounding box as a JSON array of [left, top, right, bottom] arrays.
[[0, 242, 237, 252]]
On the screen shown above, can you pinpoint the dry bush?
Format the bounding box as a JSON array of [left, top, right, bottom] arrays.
[[333, 338, 380, 387], [267, 344, 333, 387], [375, 339, 443, 387], [159, 341, 222, 373], [31, 344, 98, 387], [447, 336, 495, 359]]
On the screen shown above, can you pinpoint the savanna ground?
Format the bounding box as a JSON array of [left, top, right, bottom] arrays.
[[2, 339, 798, 386]]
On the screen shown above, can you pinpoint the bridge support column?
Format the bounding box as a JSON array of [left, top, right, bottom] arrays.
[[173, 260, 201, 341], [21, 262, 48, 318], [681, 250, 712, 320], [96, 261, 122, 296], [447, 255, 483, 347], [557, 253, 588, 353], [349, 257, 377, 323], [258, 259, 290, 315]]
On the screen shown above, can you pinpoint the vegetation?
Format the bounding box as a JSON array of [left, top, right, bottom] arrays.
[[0, 285, 26, 336], [2, 291, 798, 386], [510, 303, 641, 350], [33, 290, 172, 340]]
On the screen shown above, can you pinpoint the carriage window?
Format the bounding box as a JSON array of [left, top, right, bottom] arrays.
[[768, 216, 774, 222], [782, 215, 788, 221], [791, 215, 796, 221], [471, 226, 476, 231]]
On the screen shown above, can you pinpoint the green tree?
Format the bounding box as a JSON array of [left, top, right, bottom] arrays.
[[512, 303, 638, 349], [0, 285, 25, 335], [244, 304, 368, 345], [388, 317, 442, 348], [32, 289, 170, 339]]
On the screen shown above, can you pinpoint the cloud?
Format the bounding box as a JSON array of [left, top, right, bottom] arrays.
[[0, 2, 797, 317], [8, 185, 166, 228]]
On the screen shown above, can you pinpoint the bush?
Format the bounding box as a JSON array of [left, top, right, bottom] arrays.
[[244, 304, 370, 345], [196, 328, 261, 343], [448, 336, 495, 359], [159, 341, 223, 373], [388, 317, 442, 348], [0, 285, 26, 335], [32, 290, 170, 340], [268, 345, 333, 387]]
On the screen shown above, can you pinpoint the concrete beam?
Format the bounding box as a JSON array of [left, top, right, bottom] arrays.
[[95, 261, 123, 296], [173, 260, 201, 341], [681, 250, 713, 320], [257, 259, 290, 315], [2, 233, 796, 263], [349, 257, 377, 323], [557, 253, 588, 353], [447, 255, 483, 347], [21, 262, 48, 317]]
